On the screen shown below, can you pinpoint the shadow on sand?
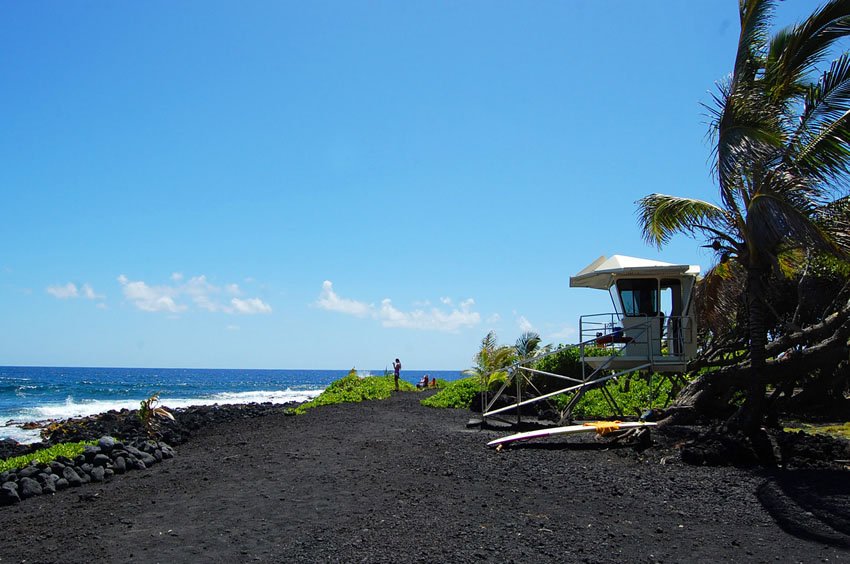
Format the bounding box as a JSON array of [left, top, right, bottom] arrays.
[[757, 469, 850, 549]]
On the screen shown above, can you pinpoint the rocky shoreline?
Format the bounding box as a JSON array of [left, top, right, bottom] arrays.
[[1, 436, 174, 505], [0, 402, 302, 506]]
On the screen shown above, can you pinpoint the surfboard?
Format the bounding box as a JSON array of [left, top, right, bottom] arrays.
[[487, 421, 657, 448]]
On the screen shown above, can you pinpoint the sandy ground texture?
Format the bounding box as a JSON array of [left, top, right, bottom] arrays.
[[0, 392, 848, 563]]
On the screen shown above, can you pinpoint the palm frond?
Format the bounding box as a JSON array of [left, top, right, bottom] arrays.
[[815, 195, 850, 255], [712, 74, 785, 195], [747, 180, 841, 259], [765, 0, 850, 102], [636, 194, 729, 248], [515, 331, 542, 360], [793, 53, 850, 185], [733, 0, 775, 89], [694, 261, 746, 336]]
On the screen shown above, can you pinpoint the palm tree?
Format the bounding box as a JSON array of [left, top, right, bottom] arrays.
[[637, 0, 850, 431], [514, 331, 549, 362], [463, 331, 515, 389]]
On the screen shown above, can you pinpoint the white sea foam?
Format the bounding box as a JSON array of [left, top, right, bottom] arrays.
[[1, 388, 323, 444]]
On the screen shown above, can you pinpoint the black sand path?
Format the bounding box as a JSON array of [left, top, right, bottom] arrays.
[[0, 392, 848, 563]]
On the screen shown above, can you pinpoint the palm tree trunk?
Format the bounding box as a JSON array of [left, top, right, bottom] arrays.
[[729, 265, 769, 433]]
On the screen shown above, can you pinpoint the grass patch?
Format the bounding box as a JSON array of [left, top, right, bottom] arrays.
[[0, 441, 96, 473], [421, 377, 482, 409], [292, 371, 415, 415], [784, 422, 850, 440]]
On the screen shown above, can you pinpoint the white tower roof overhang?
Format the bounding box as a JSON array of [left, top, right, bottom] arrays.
[[569, 255, 700, 290]]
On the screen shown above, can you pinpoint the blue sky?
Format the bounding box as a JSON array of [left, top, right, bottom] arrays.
[[0, 1, 823, 370]]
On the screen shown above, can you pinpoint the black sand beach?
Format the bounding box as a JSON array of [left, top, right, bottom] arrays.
[[1, 392, 848, 563]]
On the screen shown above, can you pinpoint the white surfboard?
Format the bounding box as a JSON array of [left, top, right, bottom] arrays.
[[487, 421, 657, 448]]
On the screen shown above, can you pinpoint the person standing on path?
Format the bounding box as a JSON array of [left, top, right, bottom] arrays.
[[393, 358, 401, 391]]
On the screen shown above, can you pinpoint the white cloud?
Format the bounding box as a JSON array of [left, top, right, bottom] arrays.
[[486, 313, 502, 325], [378, 298, 480, 331], [517, 315, 534, 333], [47, 283, 78, 299], [231, 297, 272, 314], [118, 275, 185, 313], [81, 283, 104, 300], [117, 273, 269, 315], [315, 281, 480, 332], [47, 282, 104, 301], [315, 281, 373, 317]]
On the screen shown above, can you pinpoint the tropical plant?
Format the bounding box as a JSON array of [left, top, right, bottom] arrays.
[[636, 0, 850, 431], [463, 331, 516, 389], [514, 331, 550, 362], [138, 392, 175, 437]]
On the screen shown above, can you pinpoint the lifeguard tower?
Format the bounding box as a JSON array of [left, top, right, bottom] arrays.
[[480, 255, 700, 425]]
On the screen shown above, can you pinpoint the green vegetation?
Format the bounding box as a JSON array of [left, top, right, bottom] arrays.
[[293, 369, 415, 414], [564, 374, 676, 419], [421, 377, 481, 409], [784, 422, 850, 441], [422, 360, 674, 418], [426, 342, 677, 418], [0, 441, 96, 473], [429, 378, 448, 389], [138, 392, 175, 437]]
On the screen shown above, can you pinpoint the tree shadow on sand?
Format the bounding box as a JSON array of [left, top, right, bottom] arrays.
[[757, 470, 850, 549]]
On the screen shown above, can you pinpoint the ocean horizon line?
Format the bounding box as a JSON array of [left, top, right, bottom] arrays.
[[0, 366, 464, 444], [0, 364, 463, 373]]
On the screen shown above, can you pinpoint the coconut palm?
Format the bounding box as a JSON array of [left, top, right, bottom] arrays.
[[637, 0, 850, 431]]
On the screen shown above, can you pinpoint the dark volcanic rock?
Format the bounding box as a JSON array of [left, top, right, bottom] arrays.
[[680, 429, 761, 466], [0, 482, 19, 506], [18, 477, 42, 499], [90, 467, 106, 483], [97, 436, 116, 452], [39, 402, 300, 447], [18, 465, 41, 479], [62, 467, 82, 487], [39, 475, 57, 495], [92, 454, 110, 467]]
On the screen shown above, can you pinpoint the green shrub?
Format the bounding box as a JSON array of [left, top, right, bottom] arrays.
[[293, 372, 415, 414], [554, 373, 675, 419], [421, 377, 482, 409], [0, 441, 96, 473], [529, 345, 612, 394]]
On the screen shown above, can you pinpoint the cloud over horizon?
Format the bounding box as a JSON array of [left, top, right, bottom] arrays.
[[315, 280, 480, 332], [118, 274, 271, 315]]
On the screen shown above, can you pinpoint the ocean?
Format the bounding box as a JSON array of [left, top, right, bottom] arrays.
[[0, 366, 463, 444]]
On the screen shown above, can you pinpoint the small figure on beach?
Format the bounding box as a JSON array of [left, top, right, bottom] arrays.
[[393, 358, 401, 391], [417, 374, 429, 389]]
